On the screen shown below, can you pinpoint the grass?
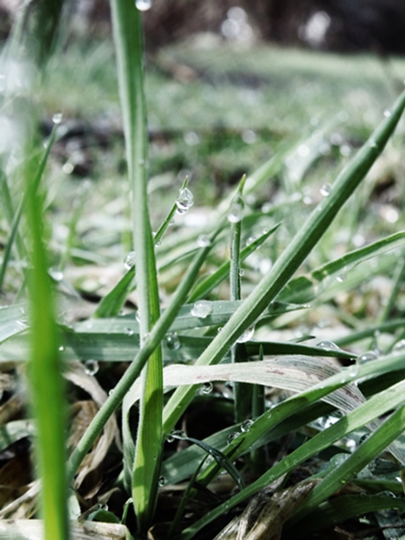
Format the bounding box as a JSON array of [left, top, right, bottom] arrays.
[[2, 3, 405, 540]]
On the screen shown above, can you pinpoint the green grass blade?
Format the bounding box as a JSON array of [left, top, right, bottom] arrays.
[[110, 0, 162, 530], [188, 224, 280, 302], [179, 372, 405, 539], [0, 195, 24, 292], [163, 89, 405, 434], [279, 230, 405, 304], [25, 149, 69, 540], [289, 402, 405, 526]]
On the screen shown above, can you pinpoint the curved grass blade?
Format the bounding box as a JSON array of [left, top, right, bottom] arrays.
[[163, 89, 405, 434], [290, 493, 405, 538], [288, 402, 405, 527], [279, 231, 405, 304], [178, 369, 405, 539]]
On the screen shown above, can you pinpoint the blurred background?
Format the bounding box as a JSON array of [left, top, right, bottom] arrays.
[[2, 0, 405, 54]]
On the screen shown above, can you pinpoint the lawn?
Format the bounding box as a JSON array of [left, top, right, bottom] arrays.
[[2, 5, 405, 539]]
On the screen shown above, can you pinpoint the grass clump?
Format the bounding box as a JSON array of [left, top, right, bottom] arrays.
[[2, 2, 405, 540]]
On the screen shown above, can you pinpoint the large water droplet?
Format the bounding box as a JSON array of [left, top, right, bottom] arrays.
[[176, 187, 194, 215], [237, 326, 254, 343], [227, 432, 240, 443], [357, 351, 378, 364], [166, 332, 181, 350], [320, 184, 331, 197], [246, 235, 257, 246], [241, 419, 253, 432], [394, 339, 405, 351], [197, 234, 211, 247], [52, 112, 63, 125], [136, 0, 152, 10], [201, 382, 213, 394], [84, 359, 99, 376], [124, 251, 136, 270], [316, 341, 340, 351], [227, 201, 244, 223], [158, 476, 166, 487], [191, 300, 213, 319], [49, 268, 64, 282]]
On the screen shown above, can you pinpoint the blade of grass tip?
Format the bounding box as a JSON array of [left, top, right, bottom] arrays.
[[229, 176, 251, 423], [110, 0, 162, 530], [94, 177, 187, 319], [162, 90, 405, 435], [25, 145, 69, 540], [188, 223, 280, 303]]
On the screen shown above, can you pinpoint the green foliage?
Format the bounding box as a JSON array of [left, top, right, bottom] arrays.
[[2, 3, 405, 540]]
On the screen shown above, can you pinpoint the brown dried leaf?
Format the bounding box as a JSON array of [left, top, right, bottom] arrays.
[[64, 361, 120, 489]]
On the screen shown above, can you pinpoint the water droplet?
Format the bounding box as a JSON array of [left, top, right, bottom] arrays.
[[384, 109, 392, 118], [98, 502, 108, 510], [201, 382, 213, 394], [303, 195, 313, 205], [246, 235, 257, 246], [297, 144, 310, 157], [125, 327, 134, 337], [241, 419, 253, 432], [52, 112, 63, 124], [316, 341, 340, 351], [58, 345, 65, 352], [336, 273, 346, 283], [191, 300, 213, 319], [237, 326, 254, 343], [167, 429, 187, 443], [227, 201, 244, 223], [227, 432, 240, 443], [347, 364, 359, 377], [320, 184, 331, 197], [166, 332, 181, 350], [124, 251, 136, 269], [176, 187, 194, 215], [135, 311, 141, 323], [108, 389, 114, 396], [394, 339, 405, 351], [197, 234, 211, 247], [84, 359, 99, 376], [158, 476, 166, 487], [49, 268, 64, 281], [239, 268, 245, 276], [369, 139, 378, 149], [358, 351, 378, 364], [242, 130, 257, 144], [184, 131, 199, 146], [340, 144, 351, 157], [153, 232, 161, 247]]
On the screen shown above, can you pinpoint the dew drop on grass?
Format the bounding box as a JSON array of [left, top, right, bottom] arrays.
[[227, 201, 244, 223], [316, 341, 340, 351], [124, 251, 136, 269], [336, 272, 346, 283], [384, 109, 392, 118], [52, 112, 63, 124], [246, 235, 257, 246], [84, 359, 99, 376], [125, 327, 134, 336], [239, 268, 245, 276], [227, 432, 240, 443], [191, 300, 213, 318], [58, 345, 65, 352], [347, 364, 359, 377], [358, 351, 378, 364], [394, 339, 405, 351], [49, 268, 64, 281], [135, 310, 141, 323], [135, 0, 152, 10], [176, 187, 194, 215], [166, 332, 181, 350], [237, 326, 254, 343], [201, 382, 213, 394], [158, 476, 166, 487], [197, 234, 211, 247], [241, 419, 253, 432], [320, 184, 331, 197]]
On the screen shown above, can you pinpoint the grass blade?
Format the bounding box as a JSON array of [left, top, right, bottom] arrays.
[[163, 89, 405, 434]]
